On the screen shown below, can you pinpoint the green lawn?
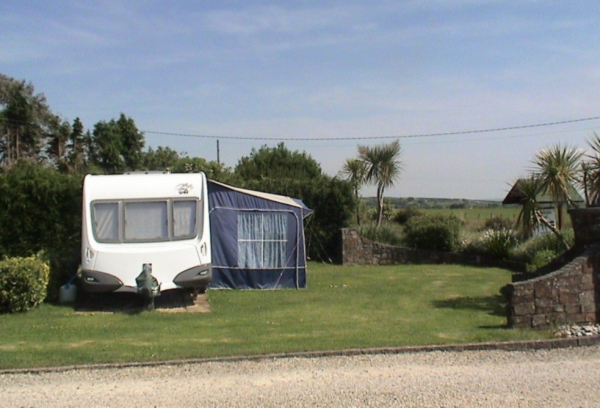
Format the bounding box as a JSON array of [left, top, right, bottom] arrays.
[[0, 263, 553, 370]]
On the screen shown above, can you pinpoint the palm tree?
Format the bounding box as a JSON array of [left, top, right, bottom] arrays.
[[340, 158, 367, 225], [358, 140, 403, 227], [582, 132, 600, 206], [515, 176, 570, 250], [531, 144, 583, 229]]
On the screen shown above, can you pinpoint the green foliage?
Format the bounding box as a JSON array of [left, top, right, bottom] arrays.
[[0, 73, 55, 167], [142, 146, 180, 171], [403, 214, 462, 251], [481, 216, 514, 232], [357, 222, 403, 246], [0, 161, 81, 299], [357, 140, 403, 226], [393, 207, 424, 225], [89, 113, 145, 173], [235, 142, 322, 181], [510, 229, 575, 264], [480, 229, 518, 260], [0, 256, 49, 313], [527, 249, 557, 272], [172, 156, 236, 184]]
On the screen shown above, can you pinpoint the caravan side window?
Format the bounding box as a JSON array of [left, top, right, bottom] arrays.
[[173, 200, 197, 238], [94, 202, 119, 241], [92, 199, 199, 243], [238, 212, 287, 269]]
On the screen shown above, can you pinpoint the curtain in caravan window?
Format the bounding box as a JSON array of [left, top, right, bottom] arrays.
[[173, 200, 197, 238], [238, 212, 287, 269], [124, 201, 168, 241], [94, 202, 119, 241]]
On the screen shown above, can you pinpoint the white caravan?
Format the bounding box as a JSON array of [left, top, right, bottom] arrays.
[[81, 173, 211, 294]]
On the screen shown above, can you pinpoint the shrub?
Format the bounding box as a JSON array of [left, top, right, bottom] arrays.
[[392, 207, 424, 225], [358, 222, 403, 246], [511, 229, 575, 263], [481, 216, 514, 232], [0, 256, 50, 313], [0, 161, 82, 300], [527, 249, 557, 272], [481, 229, 518, 260], [403, 214, 462, 251]]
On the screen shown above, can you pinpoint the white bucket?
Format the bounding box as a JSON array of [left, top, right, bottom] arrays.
[[59, 283, 77, 304]]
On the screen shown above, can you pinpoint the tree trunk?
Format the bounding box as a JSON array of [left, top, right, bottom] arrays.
[[535, 210, 570, 251]]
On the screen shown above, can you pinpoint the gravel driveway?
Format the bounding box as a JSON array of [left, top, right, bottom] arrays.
[[2, 345, 600, 408]]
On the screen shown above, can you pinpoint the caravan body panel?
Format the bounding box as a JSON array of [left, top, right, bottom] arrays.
[[81, 173, 211, 293]]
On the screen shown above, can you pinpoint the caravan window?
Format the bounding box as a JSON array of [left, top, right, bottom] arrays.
[[124, 201, 168, 241], [92, 199, 199, 243], [238, 212, 287, 269], [173, 200, 197, 238], [94, 202, 119, 241]]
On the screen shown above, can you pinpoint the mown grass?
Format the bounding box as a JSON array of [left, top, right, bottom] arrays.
[[0, 263, 553, 370]]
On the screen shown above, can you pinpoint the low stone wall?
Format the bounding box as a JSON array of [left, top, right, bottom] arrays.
[[339, 228, 524, 271], [503, 245, 600, 328], [570, 208, 600, 248]]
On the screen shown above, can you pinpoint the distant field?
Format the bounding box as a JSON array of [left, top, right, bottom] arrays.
[[420, 207, 570, 231], [422, 207, 520, 230]]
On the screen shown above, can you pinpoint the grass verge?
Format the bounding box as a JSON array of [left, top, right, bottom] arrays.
[[0, 263, 553, 370]]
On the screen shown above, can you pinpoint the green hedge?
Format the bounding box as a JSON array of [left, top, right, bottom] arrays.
[[0, 161, 82, 299], [0, 256, 50, 313], [403, 214, 462, 252]]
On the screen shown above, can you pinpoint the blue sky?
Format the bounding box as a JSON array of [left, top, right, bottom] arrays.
[[2, 1, 599, 199]]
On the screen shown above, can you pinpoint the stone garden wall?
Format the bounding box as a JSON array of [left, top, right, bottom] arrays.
[[503, 246, 600, 328], [502, 208, 600, 328], [339, 228, 524, 271]]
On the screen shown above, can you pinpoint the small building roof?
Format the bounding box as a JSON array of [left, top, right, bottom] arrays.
[[502, 179, 584, 205]]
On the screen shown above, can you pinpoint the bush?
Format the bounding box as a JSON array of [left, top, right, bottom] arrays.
[[0, 161, 82, 300], [0, 256, 50, 313], [527, 249, 557, 272], [511, 229, 575, 263], [358, 222, 403, 246], [392, 207, 424, 225], [481, 216, 514, 232], [481, 229, 518, 260], [403, 214, 462, 251]]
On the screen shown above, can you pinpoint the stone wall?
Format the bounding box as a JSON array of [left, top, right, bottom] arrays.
[[502, 209, 600, 328], [339, 228, 524, 271], [503, 245, 600, 328], [569, 208, 600, 248]]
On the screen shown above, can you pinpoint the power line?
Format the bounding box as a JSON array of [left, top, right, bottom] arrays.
[[3, 115, 600, 142], [142, 116, 600, 141]]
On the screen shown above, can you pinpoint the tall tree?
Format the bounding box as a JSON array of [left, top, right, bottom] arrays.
[[235, 142, 322, 181], [581, 132, 600, 207], [531, 144, 583, 229], [340, 158, 367, 225], [46, 116, 71, 170], [143, 146, 180, 171], [116, 113, 145, 170], [67, 117, 86, 173], [89, 113, 145, 173], [358, 140, 403, 227], [0, 73, 55, 167]]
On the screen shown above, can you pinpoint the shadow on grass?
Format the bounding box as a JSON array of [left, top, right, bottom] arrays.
[[432, 294, 507, 317], [70, 289, 199, 315]]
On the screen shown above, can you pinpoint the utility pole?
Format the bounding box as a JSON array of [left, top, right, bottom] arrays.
[[217, 140, 220, 165]]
